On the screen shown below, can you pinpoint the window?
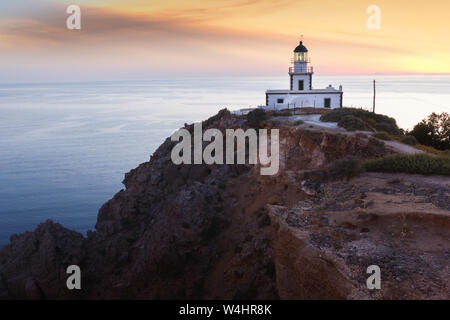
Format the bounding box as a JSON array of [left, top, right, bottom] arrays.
[[298, 80, 304, 91], [277, 98, 284, 104], [324, 98, 331, 108], [295, 52, 306, 62]]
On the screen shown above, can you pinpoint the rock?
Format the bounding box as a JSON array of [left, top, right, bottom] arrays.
[[268, 173, 450, 299], [0, 220, 85, 299], [0, 110, 448, 299]]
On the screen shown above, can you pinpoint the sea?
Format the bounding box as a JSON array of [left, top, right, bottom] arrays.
[[1, 75, 449, 245]]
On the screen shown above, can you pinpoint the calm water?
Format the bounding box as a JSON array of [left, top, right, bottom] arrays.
[[1, 75, 449, 245]]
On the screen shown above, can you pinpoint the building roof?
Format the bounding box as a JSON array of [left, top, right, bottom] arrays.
[[266, 88, 342, 94], [294, 41, 308, 53]]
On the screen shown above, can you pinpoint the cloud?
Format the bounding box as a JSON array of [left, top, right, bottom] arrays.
[[1, 0, 448, 80], [0, 2, 300, 49]]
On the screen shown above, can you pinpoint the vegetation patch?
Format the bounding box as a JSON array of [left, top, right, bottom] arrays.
[[399, 135, 418, 146], [372, 131, 391, 141], [374, 122, 399, 135], [362, 117, 377, 127], [364, 153, 450, 176], [409, 112, 449, 150], [246, 108, 267, 128], [416, 144, 441, 155], [327, 156, 364, 180], [204, 108, 230, 127], [369, 137, 385, 148], [441, 150, 450, 158], [321, 107, 402, 134], [337, 115, 367, 131]]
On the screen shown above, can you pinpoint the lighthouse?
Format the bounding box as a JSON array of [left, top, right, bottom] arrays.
[[265, 41, 343, 109], [290, 41, 312, 90]]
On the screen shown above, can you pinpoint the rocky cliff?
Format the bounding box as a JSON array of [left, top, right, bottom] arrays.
[[0, 109, 448, 299]]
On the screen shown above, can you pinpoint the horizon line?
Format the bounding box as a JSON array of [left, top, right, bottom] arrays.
[[2, 73, 450, 85]]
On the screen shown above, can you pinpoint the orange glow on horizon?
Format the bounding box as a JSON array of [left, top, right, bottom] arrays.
[[1, 0, 449, 81]]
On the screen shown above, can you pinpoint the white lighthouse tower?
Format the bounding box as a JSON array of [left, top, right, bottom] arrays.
[[265, 40, 343, 109], [290, 41, 313, 90]]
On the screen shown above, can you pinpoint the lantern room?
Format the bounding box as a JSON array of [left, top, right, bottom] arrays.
[[293, 41, 308, 62]]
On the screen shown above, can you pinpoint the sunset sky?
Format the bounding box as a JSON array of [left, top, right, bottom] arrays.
[[1, 0, 449, 81]]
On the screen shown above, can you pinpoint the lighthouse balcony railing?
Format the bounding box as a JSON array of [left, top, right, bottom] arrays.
[[289, 66, 314, 73]]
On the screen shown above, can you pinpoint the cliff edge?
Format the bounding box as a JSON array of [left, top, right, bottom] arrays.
[[0, 109, 448, 299]]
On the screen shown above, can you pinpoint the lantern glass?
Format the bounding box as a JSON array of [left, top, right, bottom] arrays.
[[295, 52, 307, 62]]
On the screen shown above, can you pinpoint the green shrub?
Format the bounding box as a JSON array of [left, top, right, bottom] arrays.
[[440, 150, 450, 158], [415, 145, 450, 157], [327, 156, 364, 180], [369, 137, 386, 148], [416, 144, 441, 155], [375, 122, 401, 135], [320, 108, 353, 122], [372, 131, 391, 141], [338, 115, 366, 131], [364, 153, 450, 176], [203, 108, 231, 127], [293, 120, 304, 125], [400, 135, 418, 146], [320, 107, 402, 135], [362, 117, 377, 127], [409, 112, 450, 150], [356, 132, 368, 139], [247, 108, 267, 127]]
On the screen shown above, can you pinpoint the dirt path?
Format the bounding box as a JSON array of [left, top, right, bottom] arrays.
[[383, 140, 424, 154]]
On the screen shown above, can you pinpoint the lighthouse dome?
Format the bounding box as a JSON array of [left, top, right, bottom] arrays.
[[294, 41, 308, 53]]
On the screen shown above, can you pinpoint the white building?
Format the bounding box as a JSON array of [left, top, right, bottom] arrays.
[[265, 41, 343, 109]]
